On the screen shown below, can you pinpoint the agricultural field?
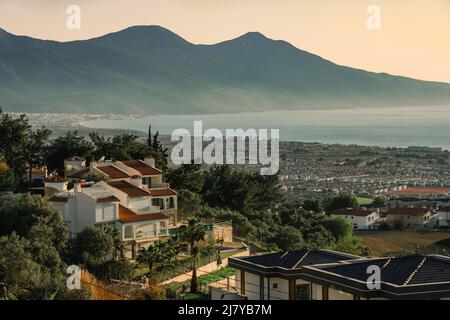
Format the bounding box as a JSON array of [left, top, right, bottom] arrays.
[[356, 230, 450, 256]]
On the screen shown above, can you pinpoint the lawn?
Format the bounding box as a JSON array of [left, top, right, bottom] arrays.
[[356, 230, 450, 256], [180, 292, 210, 300], [355, 197, 374, 206], [165, 267, 235, 292]]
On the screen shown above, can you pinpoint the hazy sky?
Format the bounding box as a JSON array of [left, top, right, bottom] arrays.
[[1, 0, 449, 83]]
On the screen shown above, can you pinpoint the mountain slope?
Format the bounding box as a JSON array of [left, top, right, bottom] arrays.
[[0, 25, 450, 114]]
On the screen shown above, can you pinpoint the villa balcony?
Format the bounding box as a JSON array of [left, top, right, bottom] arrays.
[[122, 222, 170, 242]]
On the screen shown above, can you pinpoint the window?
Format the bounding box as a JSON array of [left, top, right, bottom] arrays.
[[96, 203, 115, 222], [124, 225, 133, 239], [272, 283, 278, 289], [296, 284, 311, 300], [168, 197, 175, 209], [103, 203, 114, 220], [152, 198, 164, 210], [138, 224, 156, 238]]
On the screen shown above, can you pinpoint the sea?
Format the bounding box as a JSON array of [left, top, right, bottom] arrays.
[[81, 106, 450, 149]]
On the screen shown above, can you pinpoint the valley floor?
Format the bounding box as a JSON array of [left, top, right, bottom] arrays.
[[356, 230, 450, 256]]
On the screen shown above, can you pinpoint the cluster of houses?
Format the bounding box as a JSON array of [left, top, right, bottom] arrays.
[[216, 249, 450, 300], [45, 156, 178, 259], [326, 205, 450, 231]]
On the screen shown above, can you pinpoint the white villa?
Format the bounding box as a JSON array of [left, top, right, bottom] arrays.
[[47, 156, 177, 259], [328, 208, 381, 230]]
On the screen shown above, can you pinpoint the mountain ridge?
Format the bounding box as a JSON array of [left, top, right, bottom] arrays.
[[1, 25, 450, 115]]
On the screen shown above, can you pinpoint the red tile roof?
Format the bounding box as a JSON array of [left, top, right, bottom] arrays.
[[107, 180, 150, 197], [95, 165, 130, 179], [121, 160, 162, 175], [388, 187, 450, 196], [118, 205, 169, 223], [386, 207, 431, 216], [96, 196, 120, 203], [150, 188, 177, 197]]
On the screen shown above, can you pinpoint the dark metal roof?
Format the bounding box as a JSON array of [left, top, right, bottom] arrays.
[[303, 254, 450, 298], [230, 250, 450, 299], [231, 249, 360, 271]]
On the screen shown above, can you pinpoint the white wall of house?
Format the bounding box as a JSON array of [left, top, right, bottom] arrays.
[[268, 277, 289, 300], [233, 270, 366, 300], [329, 288, 354, 300], [437, 211, 450, 227], [128, 196, 153, 213], [46, 181, 68, 192], [74, 192, 97, 233], [244, 272, 261, 300], [337, 211, 380, 230], [312, 283, 322, 300]]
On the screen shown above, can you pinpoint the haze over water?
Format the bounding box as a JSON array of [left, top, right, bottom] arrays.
[[82, 106, 450, 150]]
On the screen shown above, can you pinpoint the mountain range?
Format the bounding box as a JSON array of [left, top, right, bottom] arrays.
[[1, 25, 450, 115]]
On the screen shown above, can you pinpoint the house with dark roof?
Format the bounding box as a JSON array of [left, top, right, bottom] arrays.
[[385, 207, 435, 229], [228, 249, 361, 300], [226, 250, 450, 300]]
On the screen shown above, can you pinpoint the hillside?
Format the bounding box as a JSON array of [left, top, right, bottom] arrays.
[[1, 25, 450, 114]]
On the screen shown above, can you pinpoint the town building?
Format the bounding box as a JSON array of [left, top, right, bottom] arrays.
[[328, 208, 381, 230], [436, 205, 450, 228], [385, 207, 434, 229]]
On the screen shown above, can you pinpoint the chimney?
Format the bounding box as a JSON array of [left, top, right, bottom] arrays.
[[74, 182, 82, 194], [144, 157, 155, 167]]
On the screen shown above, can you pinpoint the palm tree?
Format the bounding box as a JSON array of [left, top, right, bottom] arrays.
[[136, 241, 162, 273], [179, 217, 209, 293], [101, 225, 124, 260]]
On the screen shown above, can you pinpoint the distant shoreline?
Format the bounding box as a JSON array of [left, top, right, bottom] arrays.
[[7, 109, 450, 150]]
